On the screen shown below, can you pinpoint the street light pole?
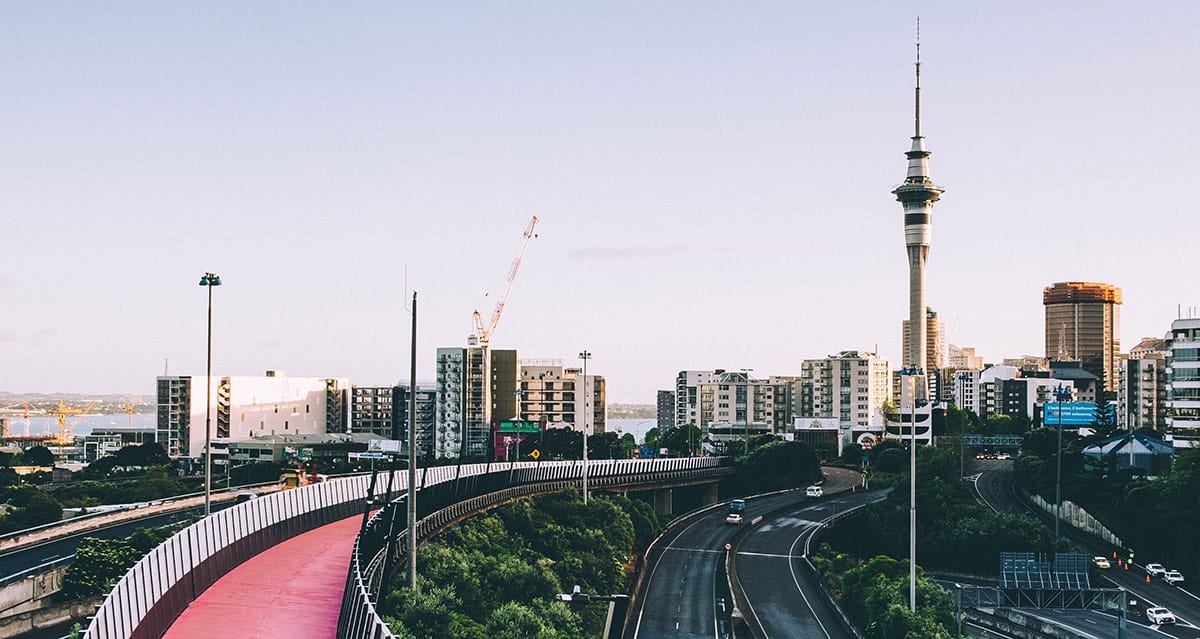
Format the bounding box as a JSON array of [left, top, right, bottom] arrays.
[[1053, 383, 1071, 550], [198, 272, 221, 518], [900, 366, 921, 612], [740, 368, 754, 455], [579, 351, 591, 505]]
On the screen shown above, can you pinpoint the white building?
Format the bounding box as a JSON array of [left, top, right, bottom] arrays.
[[675, 370, 718, 427], [1120, 337, 1168, 432], [695, 370, 781, 444], [519, 360, 606, 434], [1166, 318, 1200, 447], [798, 351, 891, 446], [155, 371, 349, 460]]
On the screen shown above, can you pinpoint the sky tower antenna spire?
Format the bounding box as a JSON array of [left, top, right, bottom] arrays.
[[915, 17, 921, 138]]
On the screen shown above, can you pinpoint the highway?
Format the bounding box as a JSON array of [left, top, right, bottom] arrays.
[[0, 503, 230, 581], [973, 459, 1200, 639], [733, 483, 875, 638], [626, 467, 861, 639]]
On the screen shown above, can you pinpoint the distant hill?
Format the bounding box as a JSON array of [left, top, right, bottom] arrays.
[[608, 403, 655, 419], [0, 392, 155, 415]]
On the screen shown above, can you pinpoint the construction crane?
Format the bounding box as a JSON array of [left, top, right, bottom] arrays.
[[468, 215, 538, 455], [50, 399, 97, 456], [471, 215, 539, 348]]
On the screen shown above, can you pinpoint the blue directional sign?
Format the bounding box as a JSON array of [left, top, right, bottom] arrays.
[[1044, 402, 1096, 426]]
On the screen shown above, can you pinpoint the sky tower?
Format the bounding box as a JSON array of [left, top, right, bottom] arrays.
[[892, 33, 944, 372]]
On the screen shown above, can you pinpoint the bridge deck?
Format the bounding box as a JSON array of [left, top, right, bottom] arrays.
[[163, 515, 360, 639]]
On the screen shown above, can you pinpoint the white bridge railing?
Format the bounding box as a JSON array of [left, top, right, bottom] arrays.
[[82, 457, 729, 639]]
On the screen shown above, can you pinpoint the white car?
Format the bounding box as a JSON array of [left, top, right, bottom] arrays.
[[725, 513, 743, 525], [1145, 563, 1166, 577], [1146, 607, 1177, 624], [806, 486, 823, 498], [1163, 570, 1185, 586]]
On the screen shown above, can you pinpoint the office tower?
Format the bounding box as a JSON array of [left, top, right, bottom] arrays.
[[902, 307, 945, 374], [518, 360, 606, 434], [1043, 281, 1122, 393]]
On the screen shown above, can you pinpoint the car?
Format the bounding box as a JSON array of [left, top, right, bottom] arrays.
[[806, 486, 823, 498], [725, 513, 743, 525], [1092, 556, 1111, 569], [234, 492, 257, 504], [1146, 607, 1177, 624], [996, 453, 1012, 460], [1145, 563, 1166, 577], [728, 499, 747, 514], [1163, 570, 1185, 586]]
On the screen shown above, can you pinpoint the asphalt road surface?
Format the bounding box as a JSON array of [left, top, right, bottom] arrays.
[[627, 468, 861, 639], [734, 483, 878, 638], [0, 503, 229, 581], [972, 459, 1200, 638]]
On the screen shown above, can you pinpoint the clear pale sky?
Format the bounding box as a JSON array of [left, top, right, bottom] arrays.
[[3, 3, 1198, 402]]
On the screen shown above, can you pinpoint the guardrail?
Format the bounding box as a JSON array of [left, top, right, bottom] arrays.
[[81, 457, 728, 639], [338, 457, 730, 639]]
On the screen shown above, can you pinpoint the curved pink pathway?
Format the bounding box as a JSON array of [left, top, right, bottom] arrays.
[[164, 515, 361, 639]]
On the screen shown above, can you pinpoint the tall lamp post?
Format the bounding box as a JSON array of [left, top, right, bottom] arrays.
[[579, 351, 591, 505], [740, 368, 754, 455], [198, 272, 221, 517], [899, 365, 921, 612], [1053, 384, 1071, 550]]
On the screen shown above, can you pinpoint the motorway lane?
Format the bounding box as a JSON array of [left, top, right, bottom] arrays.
[[973, 460, 1200, 637], [1021, 609, 1182, 639], [735, 489, 880, 639], [0, 503, 231, 580], [628, 468, 860, 639]]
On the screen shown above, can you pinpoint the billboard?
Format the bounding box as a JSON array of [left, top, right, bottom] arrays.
[[1044, 402, 1096, 426]]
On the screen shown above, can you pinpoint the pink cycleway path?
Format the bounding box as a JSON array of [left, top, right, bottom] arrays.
[[163, 515, 361, 639]]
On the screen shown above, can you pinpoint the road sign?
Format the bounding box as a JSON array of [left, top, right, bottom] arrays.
[[530, 449, 540, 460]]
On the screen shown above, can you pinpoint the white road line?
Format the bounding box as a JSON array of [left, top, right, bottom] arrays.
[[633, 513, 714, 638], [786, 517, 834, 638]]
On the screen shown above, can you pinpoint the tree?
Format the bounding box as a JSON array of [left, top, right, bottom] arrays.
[[539, 427, 583, 460], [643, 427, 660, 448], [0, 486, 63, 533], [23, 446, 55, 467], [62, 537, 141, 597], [943, 403, 970, 435], [659, 424, 701, 456], [727, 441, 821, 495]]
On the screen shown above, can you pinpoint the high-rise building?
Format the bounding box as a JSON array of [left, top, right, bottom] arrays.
[[434, 347, 519, 459], [518, 360, 606, 434], [903, 307, 945, 373], [656, 390, 674, 429], [1166, 317, 1200, 447], [1043, 281, 1122, 393], [797, 351, 891, 442], [156, 371, 348, 462], [948, 345, 984, 370], [675, 370, 719, 427], [695, 371, 780, 446], [893, 44, 944, 374], [1120, 338, 1167, 433]]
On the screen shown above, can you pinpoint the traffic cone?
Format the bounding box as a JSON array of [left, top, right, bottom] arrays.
[[1146, 574, 1151, 583], [1124, 563, 1129, 571], [1113, 551, 1118, 559]]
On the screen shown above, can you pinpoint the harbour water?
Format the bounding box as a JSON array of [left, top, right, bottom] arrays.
[[6, 414, 657, 443], [4, 413, 157, 438]]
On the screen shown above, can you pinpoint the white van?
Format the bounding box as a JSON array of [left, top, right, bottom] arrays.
[[806, 486, 823, 498]]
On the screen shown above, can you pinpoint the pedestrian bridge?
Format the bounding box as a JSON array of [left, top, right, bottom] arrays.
[[81, 457, 733, 639]]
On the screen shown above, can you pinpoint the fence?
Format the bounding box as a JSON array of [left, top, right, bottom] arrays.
[[337, 457, 728, 639], [81, 457, 727, 639]]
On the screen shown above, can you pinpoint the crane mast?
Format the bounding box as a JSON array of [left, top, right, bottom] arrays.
[[468, 215, 538, 460], [472, 215, 538, 348]]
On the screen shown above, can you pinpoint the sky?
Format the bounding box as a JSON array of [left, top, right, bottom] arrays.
[[2, 3, 1198, 403]]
